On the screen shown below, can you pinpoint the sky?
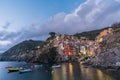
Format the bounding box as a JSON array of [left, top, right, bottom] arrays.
[[0, 0, 120, 53]]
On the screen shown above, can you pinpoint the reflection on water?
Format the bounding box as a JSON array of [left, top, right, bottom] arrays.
[[52, 62, 119, 80], [0, 61, 120, 80]]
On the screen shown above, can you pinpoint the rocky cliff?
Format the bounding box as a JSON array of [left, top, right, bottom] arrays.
[[87, 23, 120, 68]]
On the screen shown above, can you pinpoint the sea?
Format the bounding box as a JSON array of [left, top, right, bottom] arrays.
[[0, 61, 120, 80]]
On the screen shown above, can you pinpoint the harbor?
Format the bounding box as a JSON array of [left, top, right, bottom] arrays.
[[0, 61, 120, 80]]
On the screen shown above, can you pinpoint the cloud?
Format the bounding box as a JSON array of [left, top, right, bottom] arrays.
[[17, 0, 120, 39], [0, 22, 21, 53], [1, 0, 120, 53], [18, 0, 120, 41], [0, 40, 12, 46], [65, 0, 120, 31], [41, 0, 120, 34]]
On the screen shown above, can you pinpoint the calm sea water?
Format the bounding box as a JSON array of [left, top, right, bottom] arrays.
[[0, 61, 120, 80]]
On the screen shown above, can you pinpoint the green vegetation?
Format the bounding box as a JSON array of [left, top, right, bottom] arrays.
[[74, 27, 109, 40], [49, 32, 56, 37], [46, 32, 56, 41]]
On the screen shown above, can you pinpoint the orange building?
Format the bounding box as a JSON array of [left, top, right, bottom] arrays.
[[96, 28, 112, 43]]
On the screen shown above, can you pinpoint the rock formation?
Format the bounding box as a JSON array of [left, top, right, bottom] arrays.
[[87, 23, 120, 68]]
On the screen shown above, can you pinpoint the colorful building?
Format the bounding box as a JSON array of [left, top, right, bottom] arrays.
[[63, 43, 74, 55]]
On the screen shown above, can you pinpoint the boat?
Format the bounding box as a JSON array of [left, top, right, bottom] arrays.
[[19, 69, 32, 73], [34, 64, 43, 68], [52, 65, 61, 68], [7, 68, 21, 72]]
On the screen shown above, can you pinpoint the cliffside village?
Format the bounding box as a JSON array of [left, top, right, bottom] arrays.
[[43, 27, 113, 61], [1, 23, 119, 66]]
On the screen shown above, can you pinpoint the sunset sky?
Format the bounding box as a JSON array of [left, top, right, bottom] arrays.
[[0, 0, 120, 53]]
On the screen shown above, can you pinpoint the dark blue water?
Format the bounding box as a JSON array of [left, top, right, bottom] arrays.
[[0, 61, 120, 80]]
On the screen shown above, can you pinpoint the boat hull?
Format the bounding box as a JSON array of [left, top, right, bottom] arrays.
[[19, 69, 32, 73], [7, 68, 20, 72], [52, 65, 61, 68]]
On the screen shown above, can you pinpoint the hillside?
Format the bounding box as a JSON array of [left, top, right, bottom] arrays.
[[1, 40, 44, 62], [74, 27, 109, 40]]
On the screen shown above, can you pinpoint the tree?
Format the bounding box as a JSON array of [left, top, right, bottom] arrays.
[[49, 32, 56, 37]]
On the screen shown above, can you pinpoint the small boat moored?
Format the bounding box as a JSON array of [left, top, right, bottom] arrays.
[[52, 65, 61, 68], [34, 64, 43, 68], [19, 69, 32, 73], [7, 67, 21, 72]]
